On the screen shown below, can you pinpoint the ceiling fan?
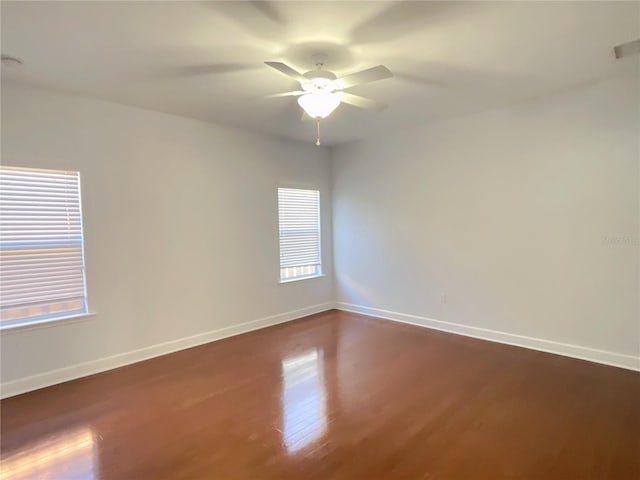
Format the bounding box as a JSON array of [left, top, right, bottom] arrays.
[[264, 53, 393, 144]]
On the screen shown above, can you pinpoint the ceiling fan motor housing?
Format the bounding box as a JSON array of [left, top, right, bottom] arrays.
[[301, 70, 338, 92]]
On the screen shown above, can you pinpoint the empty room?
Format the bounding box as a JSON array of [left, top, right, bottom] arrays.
[[0, 1, 638, 479]]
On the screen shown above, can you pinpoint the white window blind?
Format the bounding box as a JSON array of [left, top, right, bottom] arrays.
[[278, 188, 321, 281], [0, 166, 88, 327]]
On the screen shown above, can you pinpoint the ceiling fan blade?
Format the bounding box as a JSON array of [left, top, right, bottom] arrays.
[[264, 61, 306, 81], [341, 93, 388, 112], [336, 65, 393, 89], [614, 39, 640, 59], [265, 91, 305, 98]]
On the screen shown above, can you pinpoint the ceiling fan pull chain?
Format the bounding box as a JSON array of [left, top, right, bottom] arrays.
[[316, 120, 321, 146]]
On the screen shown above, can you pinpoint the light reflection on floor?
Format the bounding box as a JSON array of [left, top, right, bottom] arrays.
[[281, 349, 327, 453], [0, 427, 95, 480]]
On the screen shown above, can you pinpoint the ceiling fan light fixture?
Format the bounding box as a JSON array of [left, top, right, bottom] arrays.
[[297, 91, 342, 119]]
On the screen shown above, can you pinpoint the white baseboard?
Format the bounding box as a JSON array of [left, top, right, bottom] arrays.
[[4, 301, 636, 399], [1, 302, 334, 399], [336, 302, 640, 372]]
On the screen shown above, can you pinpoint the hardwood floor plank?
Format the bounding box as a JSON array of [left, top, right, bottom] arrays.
[[1, 310, 639, 479]]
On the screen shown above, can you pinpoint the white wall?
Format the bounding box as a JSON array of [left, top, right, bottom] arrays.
[[0, 84, 334, 391], [332, 74, 639, 368], [2, 72, 638, 396]]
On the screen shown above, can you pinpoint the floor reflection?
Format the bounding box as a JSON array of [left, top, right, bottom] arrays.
[[281, 349, 327, 453], [1, 427, 96, 480]]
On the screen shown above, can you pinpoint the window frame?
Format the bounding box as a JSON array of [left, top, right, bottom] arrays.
[[277, 186, 324, 284], [0, 166, 91, 331]]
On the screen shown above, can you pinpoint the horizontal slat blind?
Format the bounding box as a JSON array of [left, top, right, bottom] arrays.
[[0, 166, 88, 326], [278, 188, 321, 281]]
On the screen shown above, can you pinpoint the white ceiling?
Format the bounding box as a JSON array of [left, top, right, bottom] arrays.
[[2, 1, 639, 146]]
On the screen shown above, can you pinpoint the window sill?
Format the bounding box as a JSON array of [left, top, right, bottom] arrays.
[[279, 274, 326, 284], [0, 312, 97, 334]]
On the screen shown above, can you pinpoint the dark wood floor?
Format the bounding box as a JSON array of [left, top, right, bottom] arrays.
[[1, 310, 639, 479]]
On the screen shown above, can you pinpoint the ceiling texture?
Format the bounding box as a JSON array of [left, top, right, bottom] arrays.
[[1, 1, 639, 146]]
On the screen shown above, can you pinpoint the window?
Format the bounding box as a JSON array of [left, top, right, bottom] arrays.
[[0, 166, 88, 328], [278, 188, 322, 282]]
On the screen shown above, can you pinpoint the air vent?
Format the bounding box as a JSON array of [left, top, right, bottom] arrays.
[[614, 39, 640, 59]]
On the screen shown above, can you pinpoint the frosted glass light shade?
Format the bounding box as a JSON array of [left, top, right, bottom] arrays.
[[297, 91, 342, 119]]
